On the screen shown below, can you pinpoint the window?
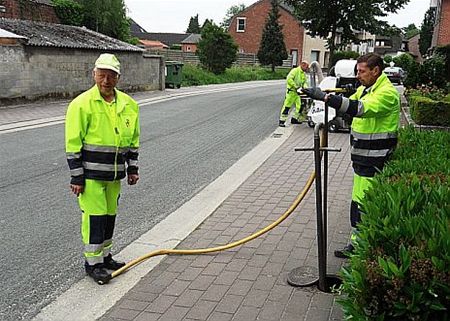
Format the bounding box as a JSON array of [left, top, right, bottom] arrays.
[[237, 17, 246, 32], [310, 50, 320, 63]]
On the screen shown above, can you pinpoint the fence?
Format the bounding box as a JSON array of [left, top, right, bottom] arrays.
[[147, 49, 293, 68]]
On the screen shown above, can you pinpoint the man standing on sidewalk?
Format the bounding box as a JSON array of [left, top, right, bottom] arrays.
[[65, 53, 140, 284], [302, 53, 400, 258], [279, 61, 309, 127]]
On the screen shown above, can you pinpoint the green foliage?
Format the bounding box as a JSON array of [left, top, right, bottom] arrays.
[[392, 53, 415, 72], [434, 45, 450, 82], [329, 51, 359, 67], [181, 64, 289, 86], [77, 0, 131, 42], [284, 0, 410, 67], [51, 0, 84, 26], [419, 7, 436, 56], [403, 23, 420, 39], [407, 95, 450, 126], [221, 3, 246, 29], [257, 0, 288, 72], [404, 55, 448, 89], [384, 55, 393, 64], [338, 127, 450, 321], [186, 14, 201, 33], [197, 23, 238, 74]]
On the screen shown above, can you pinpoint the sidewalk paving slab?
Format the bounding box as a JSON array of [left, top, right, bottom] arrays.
[[99, 125, 353, 321]]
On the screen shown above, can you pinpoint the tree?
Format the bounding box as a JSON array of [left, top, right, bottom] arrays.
[[51, 0, 84, 26], [419, 7, 436, 56], [257, 0, 288, 72], [186, 14, 201, 33], [402, 23, 419, 39], [201, 19, 213, 31], [220, 4, 246, 29], [197, 23, 238, 74], [76, 0, 131, 42], [284, 0, 410, 67]]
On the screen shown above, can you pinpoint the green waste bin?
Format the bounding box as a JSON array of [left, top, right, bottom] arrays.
[[165, 61, 184, 89]]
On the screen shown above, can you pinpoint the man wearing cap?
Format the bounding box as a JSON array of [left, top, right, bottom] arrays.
[[65, 53, 140, 284], [279, 61, 310, 127]]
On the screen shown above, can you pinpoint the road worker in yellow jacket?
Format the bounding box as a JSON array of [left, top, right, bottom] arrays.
[[65, 53, 140, 284], [279, 61, 309, 127], [302, 53, 400, 258]]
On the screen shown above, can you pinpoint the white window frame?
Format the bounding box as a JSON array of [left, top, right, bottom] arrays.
[[236, 17, 246, 32]]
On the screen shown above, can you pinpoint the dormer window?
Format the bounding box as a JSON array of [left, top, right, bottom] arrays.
[[237, 17, 246, 32]]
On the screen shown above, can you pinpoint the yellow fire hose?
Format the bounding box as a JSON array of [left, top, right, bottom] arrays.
[[110, 121, 334, 281], [111, 170, 315, 279]]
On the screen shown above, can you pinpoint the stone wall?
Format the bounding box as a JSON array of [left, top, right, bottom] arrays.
[[0, 45, 163, 103]]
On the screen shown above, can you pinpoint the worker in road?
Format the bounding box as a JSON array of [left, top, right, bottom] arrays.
[[279, 61, 310, 127], [65, 53, 140, 284], [302, 53, 400, 258]]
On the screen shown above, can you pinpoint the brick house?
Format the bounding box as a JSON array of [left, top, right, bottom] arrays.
[[0, 0, 59, 23], [431, 0, 450, 47], [228, 0, 305, 66], [181, 33, 201, 53], [407, 33, 423, 62]]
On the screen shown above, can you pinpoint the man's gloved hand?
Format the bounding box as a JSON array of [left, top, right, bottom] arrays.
[[301, 87, 326, 101]]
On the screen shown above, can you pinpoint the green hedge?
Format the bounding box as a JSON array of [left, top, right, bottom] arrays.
[[408, 95, 450, 126], [338, 127, 450, 321]]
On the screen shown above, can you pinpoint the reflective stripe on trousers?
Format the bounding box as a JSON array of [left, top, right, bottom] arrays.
[[78, 179, 121, 266]]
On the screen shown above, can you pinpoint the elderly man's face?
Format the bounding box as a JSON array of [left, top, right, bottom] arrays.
[[93, 68, 119, 98]]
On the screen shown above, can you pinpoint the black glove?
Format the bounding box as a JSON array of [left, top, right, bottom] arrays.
[[301, 87, 326, 101]]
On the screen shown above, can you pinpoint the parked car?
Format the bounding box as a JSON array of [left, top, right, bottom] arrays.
[[383, 66, 405, 84]]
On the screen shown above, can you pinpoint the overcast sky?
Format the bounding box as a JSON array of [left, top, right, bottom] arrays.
[[125, 0, 431, 33]]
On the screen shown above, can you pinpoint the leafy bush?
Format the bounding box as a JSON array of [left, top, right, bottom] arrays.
[[393, 53, 415, 73], [181, 64, 289, 86], [404, 55, 447, 89], [51, 0, 84, 26], [434, 45, 450, 82], [338, 127, 450, 321], [408, 96, 450, 126], [197, 23, 238, 74]]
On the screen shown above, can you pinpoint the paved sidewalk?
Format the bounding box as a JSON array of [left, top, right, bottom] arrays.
[[99, 124, 354, 321]]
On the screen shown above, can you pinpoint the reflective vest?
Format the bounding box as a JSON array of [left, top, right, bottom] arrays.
[[286, 67, 308, 91], [65, 86, 140, 184], [349, 73, 400, 175]]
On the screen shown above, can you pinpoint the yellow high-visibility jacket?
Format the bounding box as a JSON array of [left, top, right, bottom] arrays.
[[349, 73, 400, 174], [65, 86, 140, 185]]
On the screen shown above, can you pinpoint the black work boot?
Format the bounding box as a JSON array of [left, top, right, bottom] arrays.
[[104, 254, 126, 270], [279, 120, 286, 127], [334, 244, 355, 259], [290, 118, 302, 124], [85, 263, 111, 285]]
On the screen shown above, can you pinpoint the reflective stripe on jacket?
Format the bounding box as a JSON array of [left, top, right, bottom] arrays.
[[65, 86, 140, 184], [349, 73, 400, 174]]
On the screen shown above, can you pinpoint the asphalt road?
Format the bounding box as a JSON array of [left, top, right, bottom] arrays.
[[0, 81, 285, 320]]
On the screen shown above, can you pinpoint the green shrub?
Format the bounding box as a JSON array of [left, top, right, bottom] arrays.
[[408, 95, 450, 126], [181, 64, 289, 86], [338, 127, 450, 321], [434, 45, 450, 81]]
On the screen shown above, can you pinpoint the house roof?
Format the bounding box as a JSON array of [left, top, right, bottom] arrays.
[[132, 32, 189, 47], [129, 18, 147, 34], [181, 33, 201, 44], [138, 39, 168, 48], [0, 18, 143, 52]]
